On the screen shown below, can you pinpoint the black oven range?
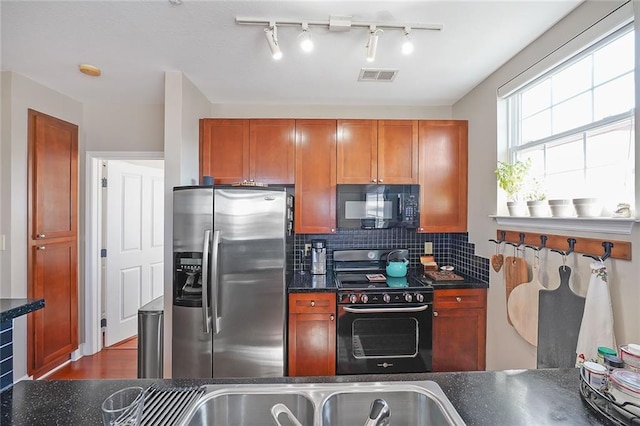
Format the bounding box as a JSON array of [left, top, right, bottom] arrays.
[[333, 249, 433, 375]]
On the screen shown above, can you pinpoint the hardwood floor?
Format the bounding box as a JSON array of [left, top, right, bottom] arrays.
[[45, 336, 138, 380]]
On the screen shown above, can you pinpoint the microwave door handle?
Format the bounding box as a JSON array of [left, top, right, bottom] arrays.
[[342, 305, 430, 314], [201, 229, 211, 334]]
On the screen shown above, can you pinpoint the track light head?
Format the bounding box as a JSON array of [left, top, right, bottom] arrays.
[[264, 23, 283, 60], [366, 26, 382, 63], [401, 27, 414, 55], [298, 22, 314, 53]]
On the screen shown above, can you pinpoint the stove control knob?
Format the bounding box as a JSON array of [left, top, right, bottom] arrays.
[[349, 294, 358, 304], [383, 294, 391, 303], [404, 293, 413, 303], [416, 293, 424, 303], [361, 294, 369, 304]]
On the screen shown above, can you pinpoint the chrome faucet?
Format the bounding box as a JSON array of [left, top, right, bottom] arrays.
[[363, 399, 390, 426]]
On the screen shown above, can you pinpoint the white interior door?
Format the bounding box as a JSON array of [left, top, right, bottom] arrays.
[[105, 160, 164, 346]]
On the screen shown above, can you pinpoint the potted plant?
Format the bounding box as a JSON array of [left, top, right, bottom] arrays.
[[495, 159, 531, 216], [525, 178, 550, 217]]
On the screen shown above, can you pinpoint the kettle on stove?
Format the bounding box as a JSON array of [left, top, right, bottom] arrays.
[[386, 249, 409, 277]]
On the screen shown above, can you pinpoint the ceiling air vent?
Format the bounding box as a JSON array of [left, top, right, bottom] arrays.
[[358, 69, 399, 82]]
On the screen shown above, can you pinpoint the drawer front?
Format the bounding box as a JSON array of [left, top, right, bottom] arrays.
[[289, 293, 336, 314], [434, 288, 486, 309]]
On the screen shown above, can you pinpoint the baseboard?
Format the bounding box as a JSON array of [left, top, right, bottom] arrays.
[[36, 360, 71, 380]]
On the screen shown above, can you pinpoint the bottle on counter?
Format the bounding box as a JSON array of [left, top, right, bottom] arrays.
[[597, 346, 617, 365], [604, 354, 625, 373]]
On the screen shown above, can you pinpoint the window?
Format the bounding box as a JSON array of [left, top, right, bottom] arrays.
[[506, 24, 635, 208]]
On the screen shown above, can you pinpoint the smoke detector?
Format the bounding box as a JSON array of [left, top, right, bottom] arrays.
[[358, 69, 399, 82]]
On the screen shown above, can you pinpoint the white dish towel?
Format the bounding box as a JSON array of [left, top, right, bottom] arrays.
[[576, 261, 616, 364]]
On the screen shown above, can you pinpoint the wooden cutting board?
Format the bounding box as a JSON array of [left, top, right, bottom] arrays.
[[504, 256, 528, 325], [537, 266, 585, 368], [507, 262, 545, 346]]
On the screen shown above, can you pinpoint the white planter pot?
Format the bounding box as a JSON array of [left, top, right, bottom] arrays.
[[572, 198, 603, 217], [548, 199, 575, 217], [507, 201, 528, 217], [527, 200, 550, 217]]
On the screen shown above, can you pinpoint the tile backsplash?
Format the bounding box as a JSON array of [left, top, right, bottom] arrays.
[[294, 229, 489, 283]]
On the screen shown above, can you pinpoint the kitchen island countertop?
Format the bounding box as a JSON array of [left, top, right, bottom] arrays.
[[0, 298, 45, 322], [1, 368, 609, 425]]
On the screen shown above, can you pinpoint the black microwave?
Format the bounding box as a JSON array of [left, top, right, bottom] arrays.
[[337, 184, 420, 229]]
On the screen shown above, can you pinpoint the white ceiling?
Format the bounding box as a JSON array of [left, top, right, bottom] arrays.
[[1, 0, 583, 106]]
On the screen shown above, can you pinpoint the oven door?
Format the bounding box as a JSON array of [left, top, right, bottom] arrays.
[[336, 303, 432, 375]]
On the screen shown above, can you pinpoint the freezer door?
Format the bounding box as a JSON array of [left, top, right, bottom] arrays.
[[212, 188, 288, 378], [172, 305, 212, 378], [173, 186, 213, 253]]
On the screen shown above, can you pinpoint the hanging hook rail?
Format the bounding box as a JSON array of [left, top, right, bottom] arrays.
[[489, 230, 506, 245], [525, 235, 547, 252], [583, 241, 614, 262], [506, 232, 525, 248], [495, 230, 631, 261], [551, 238, 576, 257]]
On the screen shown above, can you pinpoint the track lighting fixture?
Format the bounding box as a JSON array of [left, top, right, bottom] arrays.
[[401, 27, 414, 55], [264, 22, 282, 60], [238, 15, 443, 62], [366, 26, 382, 63], [298, 22, 314, 53]]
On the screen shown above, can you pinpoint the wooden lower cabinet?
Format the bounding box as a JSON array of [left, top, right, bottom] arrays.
[[288, 293, 336, 376], [432, 288, 487, 372]]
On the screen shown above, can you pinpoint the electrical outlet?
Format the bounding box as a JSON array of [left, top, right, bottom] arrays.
[[424, 242, 433, 255], [304, 243, 312, 257]]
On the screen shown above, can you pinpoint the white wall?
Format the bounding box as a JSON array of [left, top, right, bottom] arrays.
[[453, 1, 639, 370], [211, 104, 451, 119], [0, 71, 83, 380]]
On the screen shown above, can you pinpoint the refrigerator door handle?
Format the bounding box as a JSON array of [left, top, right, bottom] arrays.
[[211, 229, 221, 334], [201, 229, 212, 334]]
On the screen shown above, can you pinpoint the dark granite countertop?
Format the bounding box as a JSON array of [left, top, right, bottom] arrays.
[[289, 271, 337, 292], [0, 299, 45, 322], [0, 369, 609, 425]]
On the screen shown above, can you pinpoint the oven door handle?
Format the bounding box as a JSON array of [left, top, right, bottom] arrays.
[[342, 305, 430, 314]]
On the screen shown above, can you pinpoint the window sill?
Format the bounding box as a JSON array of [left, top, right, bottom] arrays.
[[489, 215, 636, 235]]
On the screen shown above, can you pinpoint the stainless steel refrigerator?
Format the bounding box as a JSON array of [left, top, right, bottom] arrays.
[[172, 185, 294, 378]]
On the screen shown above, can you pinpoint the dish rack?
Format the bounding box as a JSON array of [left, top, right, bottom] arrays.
[[580, 366, 640, 425]]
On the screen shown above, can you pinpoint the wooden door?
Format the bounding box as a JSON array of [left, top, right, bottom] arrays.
[[249, 119, 295, 184], [377, 120, 418, 184], [199, 119, 249, 184], [418, 120, 468, 232], [336, 119, 377, 184], [27, 109, 78, 378], [288, 293, 336, 376], [432, 289, 486, 372], [294, 120, 337, 234]]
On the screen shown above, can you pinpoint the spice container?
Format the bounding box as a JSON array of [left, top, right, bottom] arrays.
[[583, 361, 607, 388], [597, 346, 617, 365], [604, 354, 625, 373]]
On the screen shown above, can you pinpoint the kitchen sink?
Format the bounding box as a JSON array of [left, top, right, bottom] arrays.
[[179, 381, 465, 426]]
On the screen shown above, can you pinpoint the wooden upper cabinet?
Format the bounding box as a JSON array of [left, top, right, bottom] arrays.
[[30, 110, 78, 240], [295, 120, 337, 234], [377, 120, 419, 184], [199, 119, 249, 184], [337, 120, 418, 184], [249, 119, 295, 184], [418, 120, 468, 233], [337, 120, 377, 184]]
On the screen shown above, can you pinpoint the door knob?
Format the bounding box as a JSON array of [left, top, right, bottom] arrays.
[[330, 314, 335, 321], [37, 246, 46, 250], [433, 311, 438, 317], [310, 301, 315, 307], [372, 179, 377, 183], [37, 234, 46, 238], [456, 297, 462, 302]]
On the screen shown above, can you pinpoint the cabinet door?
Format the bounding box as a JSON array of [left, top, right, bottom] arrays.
[[336, 119, 377, 184], [199, 119, 249, 184], [418, 120, 468, 232], [377, 120, 418, 184], [249, 119, 295, 184], [432, 288, 486, 372], [288, 293, 336, 376], [295, 120, 337, 234], [29, 110, 78, 240], [28, 240, 78, 375]]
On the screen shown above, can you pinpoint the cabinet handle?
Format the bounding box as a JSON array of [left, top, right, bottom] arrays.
[[37, 234, 46, 238], [331, 228, 336, 233], [433, 311, 438, 317], [37, 246, 46, 250], [456, 297, 462, 302], [310, 301, 315, 307], [372, 178, 377, 183], [378, 179, 383, 183], [330, 314, 335, 321]]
